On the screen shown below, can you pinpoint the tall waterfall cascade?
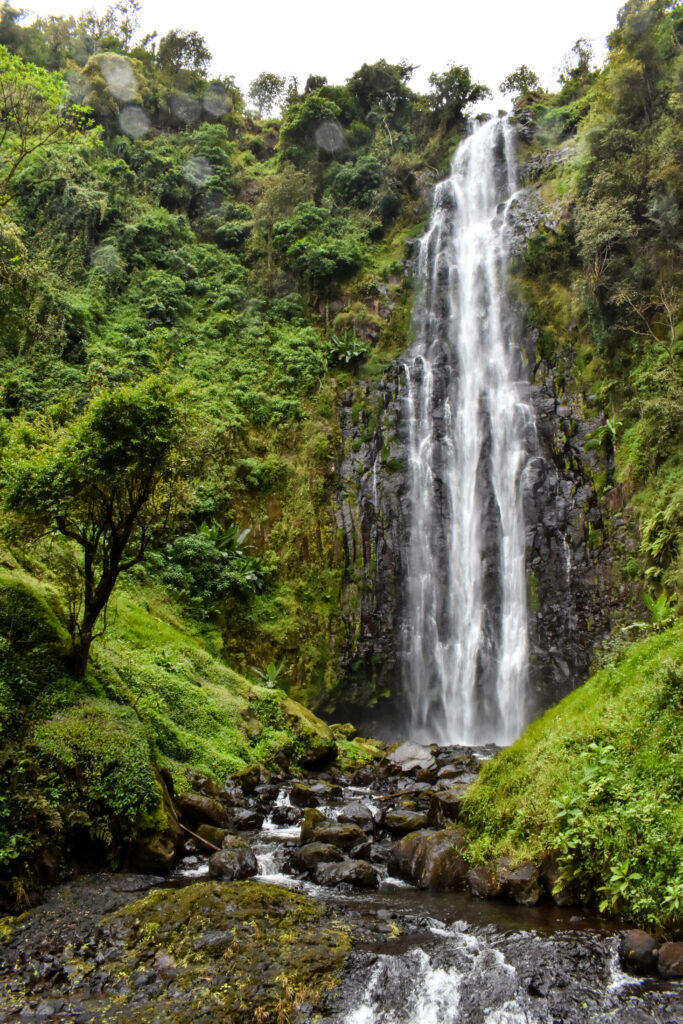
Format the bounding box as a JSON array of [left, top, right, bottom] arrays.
[[400, 116, 535, 745]]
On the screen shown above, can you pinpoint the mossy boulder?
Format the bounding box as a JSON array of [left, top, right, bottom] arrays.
[[283, 697, 337, 765], [111, 881, 350, 1018], [208, 836, 257, 879]]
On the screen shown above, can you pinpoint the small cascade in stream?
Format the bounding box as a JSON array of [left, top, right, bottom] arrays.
[[400, 116, 535, 745]]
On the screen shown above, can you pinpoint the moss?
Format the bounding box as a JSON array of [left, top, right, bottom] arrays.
[[527, 570, 541, 613], [95, 880, 351, 1022]]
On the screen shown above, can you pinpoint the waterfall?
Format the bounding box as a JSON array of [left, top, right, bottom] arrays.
[[400, 117, 534, 745]]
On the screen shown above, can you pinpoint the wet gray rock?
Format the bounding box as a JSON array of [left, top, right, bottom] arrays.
[[300, 808, 326, 845], [271, 804, 302, 826], [312, 823, 367, 852], [467, 865, 503, 899], [208, 838, 257, 880], [290, 843, 345, 873], [389, 829, 468, 889], [506, 861, 544, 905], [196, 824, 230, 849], [618, 930, 659, 975], [176, 793, 230, 830], [314, 860, 379, 888], [657, 942, 683, 979], [427, 787, 467, 826], [338, 802, 376, 831], [384, 810, 429, 834], [290, 783, 322, 808], [231, 808, 265, 831], [231, 763, 263, 793]]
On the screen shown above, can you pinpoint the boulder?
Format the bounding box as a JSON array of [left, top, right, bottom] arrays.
[[130, 833, 177, 875], [389, 829, 468, 889], [618, 930, 659, 975], [232, 763, 262, 794], [310, 781, 343, 800], [338, 802, 376, 831], [176, 792, 229, 830], [283, 698, 338, 766], [427, 788, 467, 827], [314, 860, 379, 888], [540, 854, 581, 907], [231, 808, 265, 831], [312, 823, 367, 851], [271, 805, 302, 826], [300, 808, 326, 845], [290, 783, 321, 808], [384, 810, 429, 834], [350, 840, 372, 860], [130, 770, 183, 874], [289, 843, 345, 873], [208, 838, 257, 880], [386, 742, 436, 775], [506, 862, 544, 905], [196, 825, 230, 849], [467, 865, 502, 899], [656, 942, 683, 979]]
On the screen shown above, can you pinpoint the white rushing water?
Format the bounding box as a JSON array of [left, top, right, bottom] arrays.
[[401, 117, 534, 745]]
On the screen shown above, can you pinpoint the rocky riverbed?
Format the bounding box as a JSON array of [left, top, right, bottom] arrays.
[[1, 741, 681, 1023]]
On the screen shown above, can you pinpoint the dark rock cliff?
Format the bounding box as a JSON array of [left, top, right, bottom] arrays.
[[333, 189, 622, 732]]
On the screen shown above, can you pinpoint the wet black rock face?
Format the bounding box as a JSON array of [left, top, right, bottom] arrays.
[[334, 267, 620, 733]]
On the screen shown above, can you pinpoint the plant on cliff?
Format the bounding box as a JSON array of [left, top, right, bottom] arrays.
[[2, 377, 190, 675]]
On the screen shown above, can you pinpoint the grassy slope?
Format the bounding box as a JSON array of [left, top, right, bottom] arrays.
[[462, 624, 683, 930]]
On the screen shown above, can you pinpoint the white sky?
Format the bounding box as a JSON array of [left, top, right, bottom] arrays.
[[21, 0, 623, 106]]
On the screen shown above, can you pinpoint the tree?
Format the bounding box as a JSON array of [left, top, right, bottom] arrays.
[[427, 63, 491, 129], [499, 65, 541, 98], [2, 377, 190, 676], [558, 38, 596, 87], [157, 29, 211, 75], [248, 72, 286, 117], [0, 45, 96, 208]]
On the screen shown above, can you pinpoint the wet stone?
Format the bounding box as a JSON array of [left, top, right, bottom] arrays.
[[290, 783, 321, 808], [314, 860, 379, 889], [384, 810, 429, 834], [506, 861, 544, 906], [467, 865, 503, 899], [196, 824, 230, 849], [338, 802, 376, 831], [618, 930, 659, 975], [176, 792, 230, 830], [208, 837, 257, 880], [657, 942, 683, 979], [289, 843, 345, 873], [427, 787, 467, 826], [300, 808, 327, 844], [312, 823, 367, 851], [271, 804, 302, 826], [231, 807, 265, 831]]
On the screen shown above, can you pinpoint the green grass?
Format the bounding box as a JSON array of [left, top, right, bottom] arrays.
[[462, 623, 683, 930]]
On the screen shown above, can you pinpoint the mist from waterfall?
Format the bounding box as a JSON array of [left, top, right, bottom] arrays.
[[400, 117, 535, 745]]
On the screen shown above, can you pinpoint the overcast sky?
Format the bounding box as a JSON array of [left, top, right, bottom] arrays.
[[22, 0, 624, 106]]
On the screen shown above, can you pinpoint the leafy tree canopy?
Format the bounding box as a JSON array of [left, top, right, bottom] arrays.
[[2, 376, 191, 675]]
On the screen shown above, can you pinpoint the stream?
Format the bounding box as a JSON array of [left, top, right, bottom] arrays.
[[1, 755, 680, 1022], [169, 772, 680, 1024]]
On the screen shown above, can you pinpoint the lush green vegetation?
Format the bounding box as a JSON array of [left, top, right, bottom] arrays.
[[462, 623, 683, 931], [0, 0, 680, 924], [512, 0, 683, 605]]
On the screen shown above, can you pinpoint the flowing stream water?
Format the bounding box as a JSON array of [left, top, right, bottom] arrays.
[[400, 117, 534, 746]]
